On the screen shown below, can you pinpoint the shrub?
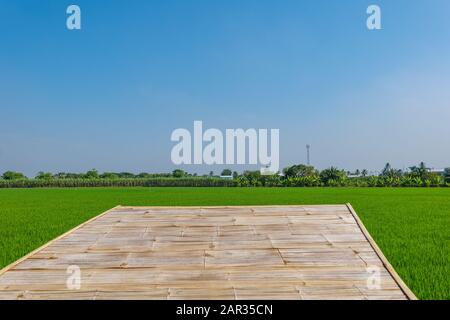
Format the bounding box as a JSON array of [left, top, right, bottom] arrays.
[[382, 176, 401, 187], [243, 171, 263, 187], [320, 167, 347, 186], [261, 175, 282, 187], [428, 173, 443, 187], [282, 176, 321, 187], [235, 176, 250, 187], [0, 178, 237, 188]]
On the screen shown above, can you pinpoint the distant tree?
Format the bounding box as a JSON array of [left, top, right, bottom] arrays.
[[232, 171, 239, 179], [2, 171, 26, 180], [381, 163, 392, 176], [118, 172, 135, 179], [319, 167, 346, 184], [35, 172, 53, 180], [380, 163, 402, 178], [444, 168, 450, 183], [172, 169, 186, 178], [54, 172, 68, 179], [361, 169, 368, 177], [209, 171, 214, 177], [243, 170, 261, 179], [409, 162, 429, 180], [65, 173, 84, 179], [283, 164, 317, 178], [84, 169, 99, 179], [221, 169, 232, 176], [355, 169, 361, 176], [100, 172, 119, 179], [136, 172, 150, 178]]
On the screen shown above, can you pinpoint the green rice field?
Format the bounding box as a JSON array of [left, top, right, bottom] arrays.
[[0, 187, 448, 300]]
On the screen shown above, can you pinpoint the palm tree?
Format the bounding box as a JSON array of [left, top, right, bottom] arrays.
[[319, 167, 346, 183], [409, 162, 429, 179], [381, 163, 392, 176]]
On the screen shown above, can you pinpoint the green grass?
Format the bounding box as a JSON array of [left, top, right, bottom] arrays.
[[0, 187, 448, 300]]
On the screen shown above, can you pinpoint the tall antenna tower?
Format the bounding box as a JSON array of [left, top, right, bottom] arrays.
[[306, 144, 310, 165]]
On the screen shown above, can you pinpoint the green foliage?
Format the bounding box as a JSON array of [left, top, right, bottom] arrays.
[[172, 169, 186, 178], [409, 162, 430, 180], [242, 171, 263, 187], [235, 176, 250, 187], [0, 178, 236, 188], [35, 172, 53, 180], [402, 176, 424, 187], [53, 172, 84, 179], [221, 169, 232, 176], [99, 172, 119, 179], [261, 174, 282, 187], [381, 163, 402, 178], [1, 171, 27, 180], [382, 176, 402, 187], [84, 169, 99, 179], [428, 173, 444, 187], [118, 172, 135, 179], [319, 167, 347, 185], [1, 162, 447, 188], [283, 164, 317, 178], [444, 168, 450, 183], [283, 176, 321, 187], [136, 172, 151, 178]]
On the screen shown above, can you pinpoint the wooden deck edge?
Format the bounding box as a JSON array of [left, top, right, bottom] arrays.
[[345, 203, 418, 300], [117, 204, 347, 209], [0, 205, 123, 277]]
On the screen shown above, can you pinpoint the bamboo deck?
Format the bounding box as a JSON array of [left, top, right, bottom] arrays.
[[0, 205, 416, 300]]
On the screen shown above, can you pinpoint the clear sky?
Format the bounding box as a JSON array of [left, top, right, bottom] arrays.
[[1, 0, 450, 176]]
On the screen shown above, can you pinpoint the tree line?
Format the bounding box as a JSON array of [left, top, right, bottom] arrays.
[[1, 162, 449, 188], [234, 162, 450, 187]]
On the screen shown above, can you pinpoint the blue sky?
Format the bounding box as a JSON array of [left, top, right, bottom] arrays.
[[1, 0, 450, 176]]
